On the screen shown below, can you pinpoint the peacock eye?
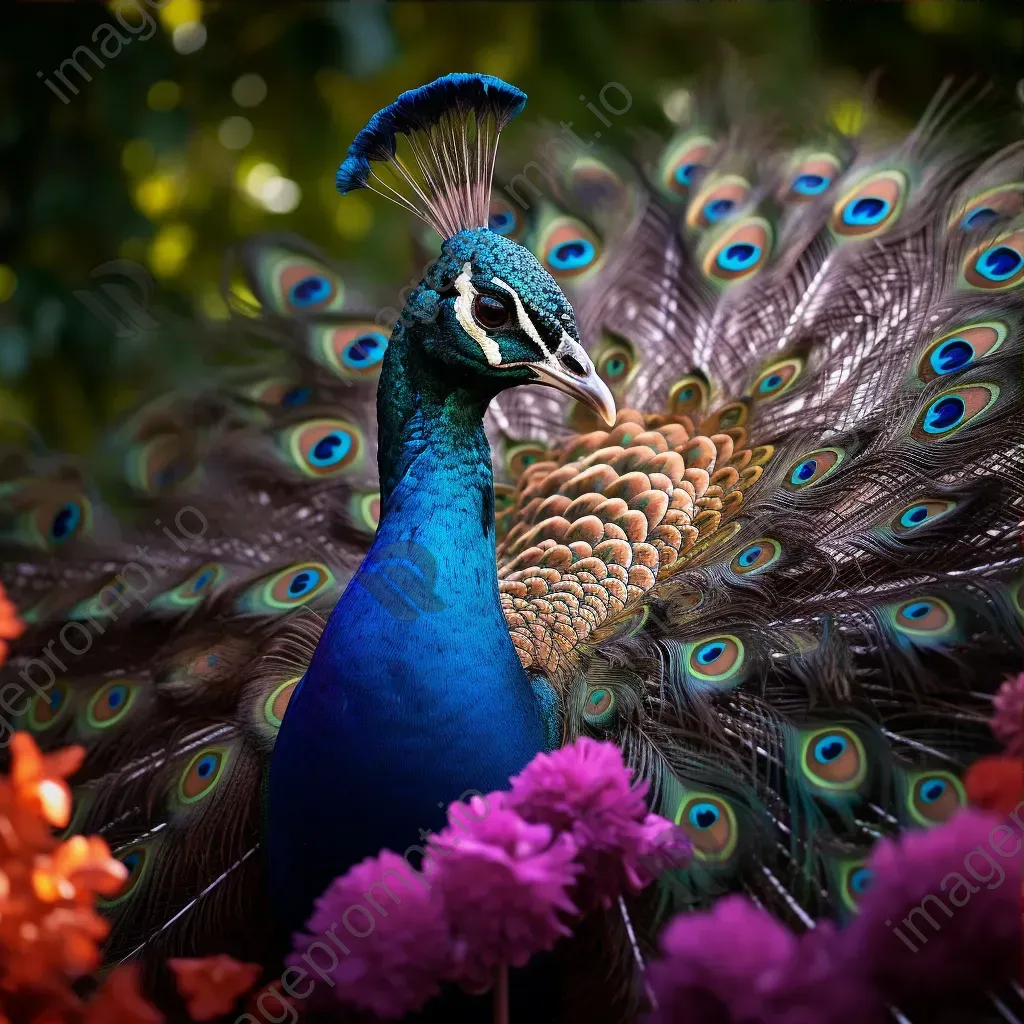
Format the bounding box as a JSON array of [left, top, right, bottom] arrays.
[[472, 293, 511, 330]]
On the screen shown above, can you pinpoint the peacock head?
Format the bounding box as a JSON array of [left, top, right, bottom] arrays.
[[336, 73, 616, 425]]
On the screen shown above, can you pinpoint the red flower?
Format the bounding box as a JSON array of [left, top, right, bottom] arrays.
[[169, 956, 263, 1022], [965, 755, 1024, 817], [83, 965, 164, 1024]]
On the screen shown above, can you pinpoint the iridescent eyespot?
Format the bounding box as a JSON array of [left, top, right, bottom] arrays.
[[701, 217, 772, 283], [702, 401, 747, 434], [962, 230, 1024, 290], [667, 375, 709, 418], [127, 435, 196, 495], [674, 793, 737, 862], [310, 321, 389, 379], [687, 635, 745, 685], [751, 357, 803, 400], [26, 494, 92, 550], [48, 499, 86, 545], [952, 183, 1024, 231], [686, 176, 750, 230], [839, 860, 873, 913], [178, 746, 229, 804], [537, 217, 602, 279], [235, 561, 336, 614], [801, 726, 867, 791], [569, 157, 627, 208], [782, 154, 841, 202], [27, 681, 69, 732], [505, 442, 549, 481], [100, 844, 149, 907], [350, 491, 381, 534], [488, 198, 519, 236], [264, 677, 299, 730], [659, 135, 714, 198], [910, 385, 998, 441], [283, 419, 362, 478], [891, 596, 955, 638], [582, 687, 616, 728], [86, 681, 139, 729], [782, 447, 844, 490], [891, 499, 956, 535], [595, 338, 637, 388], [907, 770, 965, 827], [730, 538, 781, 576], [917, 321, 1006, 382], [150, 563, 225, 612], [830, 170, 907, 239], [275, 261, 344, 314]]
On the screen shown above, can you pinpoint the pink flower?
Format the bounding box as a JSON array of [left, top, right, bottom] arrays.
[[288, 851, 451, 1020], [991, 672, 1024, 754], [505, 737, 686, 908], [428, 796, 579, 991], [647, 896, 880, 1024], [838, 808, 1021, 1015]]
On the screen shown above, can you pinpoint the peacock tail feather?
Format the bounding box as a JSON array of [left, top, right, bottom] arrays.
[[1, 71, 1022, 1018]]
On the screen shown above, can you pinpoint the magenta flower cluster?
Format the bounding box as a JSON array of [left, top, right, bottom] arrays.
[[288, 738, 691, 1020], [991, 671, 1024, 754], [647, 807, 1022, 1024]]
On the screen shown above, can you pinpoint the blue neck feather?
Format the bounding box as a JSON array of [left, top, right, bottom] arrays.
[[267, 319, 549, 935]]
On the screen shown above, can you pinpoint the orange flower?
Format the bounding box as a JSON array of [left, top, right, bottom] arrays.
[[0, 581, 25, 660], [169, 956, 263, 1022], [82, 965, 164, 1024], [11, 733, 85, 829], [965, 755, 1024, 817], [33, 835, 127, 904]]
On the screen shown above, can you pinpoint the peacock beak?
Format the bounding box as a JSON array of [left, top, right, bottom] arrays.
[[531, 334, 617, 427]]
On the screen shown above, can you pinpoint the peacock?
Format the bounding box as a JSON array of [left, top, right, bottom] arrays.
[[1, 70, 1023, 1022]]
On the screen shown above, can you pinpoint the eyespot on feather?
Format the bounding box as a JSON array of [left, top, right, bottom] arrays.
[[962, 230, 1024, 290], [910, 385, 999, 441], [916, 321, 1006, 382], [951, 182, 1024, 232], [178, 746, 230, 804], [906, 770, 965, 826], [283, 418, 363, 477], [264, 677, 300, 729], [488, 197, 521, 238], [86, 681, 139, 729], [235, 562, 335, 614], [686, 175, 750, 230], [891, 499, 957, 534], [750, 357, 803, 400], [701, 218, 772, 283], [27, 681, 70, 732], [667, 375, 709, 418], [659, 135, 715, 198], [781, 153, 841, 202], [537, 217, 602, 279], [582, 686, 617, 728], [686, 635, 745, 684], [800, 727, 868, 791], [830, 170, 907, 239], [782, 447, 844, 490], [674, 793, 738, 862], [730, 538, 781, 576], [310, 322, 389, 379]]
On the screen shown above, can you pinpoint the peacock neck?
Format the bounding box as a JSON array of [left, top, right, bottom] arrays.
[[267, 318, 549, 937]]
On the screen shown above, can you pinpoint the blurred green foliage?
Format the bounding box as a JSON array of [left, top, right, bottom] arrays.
[[0, 0, 1021, 451]]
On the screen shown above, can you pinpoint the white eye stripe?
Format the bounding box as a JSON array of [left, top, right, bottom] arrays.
[[490, 277, 553, 360], [454, 262, 502, 366]]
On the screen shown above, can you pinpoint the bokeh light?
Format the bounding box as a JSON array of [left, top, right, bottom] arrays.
[[147, 81, 182, 111], [232, 74, 268, 107], [218, 116, 253, 150]]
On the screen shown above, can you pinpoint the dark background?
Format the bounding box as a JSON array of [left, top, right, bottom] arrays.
[[1, 0, 1022, 451]]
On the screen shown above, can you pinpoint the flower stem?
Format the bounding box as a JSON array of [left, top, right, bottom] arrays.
[[493, 963, 509, 1024]]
